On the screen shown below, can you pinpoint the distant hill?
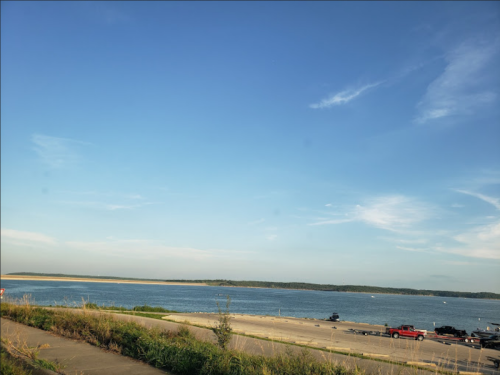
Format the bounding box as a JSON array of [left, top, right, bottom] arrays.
[[7, 272, 500, 300]]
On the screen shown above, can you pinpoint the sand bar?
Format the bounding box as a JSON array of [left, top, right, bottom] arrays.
[[0, 275, 207, 286]]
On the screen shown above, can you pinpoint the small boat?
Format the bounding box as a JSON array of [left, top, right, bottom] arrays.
[[371, 296, 374, 298]]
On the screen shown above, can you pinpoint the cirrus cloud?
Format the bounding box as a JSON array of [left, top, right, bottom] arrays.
[[1, 228, 57, 246], [310, 82, 383, 109], [415, 38, 500, 124]]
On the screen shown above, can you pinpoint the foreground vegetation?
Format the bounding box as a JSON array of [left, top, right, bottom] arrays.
[[7, 272, 498, 299], [1, 299, 360, 375], [0, 346, 32, 375]]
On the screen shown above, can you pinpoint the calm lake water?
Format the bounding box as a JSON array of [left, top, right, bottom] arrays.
[[1, 279, 499, 336]]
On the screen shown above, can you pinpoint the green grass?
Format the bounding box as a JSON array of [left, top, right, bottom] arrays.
[[33, 358, 63, 372], [0, 347, 33, 375], [1, 300, 360, 375], [117, 311, 169, 320], [82, 302, 178, 313]]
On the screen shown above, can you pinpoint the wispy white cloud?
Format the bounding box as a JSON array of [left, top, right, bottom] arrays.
[[78, 2, 133, 25], [253, 190, 291, 200], [59, 190, 145, 201], [309, 217, 353, 226], [310, 82, 383, 109], [2, 227, 252, 262], [56, 191, 158, 211], [266, 234, 278, 241], [65, 240, 216, 261], [325, 203, 332, 207], [438, 221, 500, 260], [248, 218, 265, 226], [415, 38, 500, 124], [444, 260, 477, 266], [65, 238, 254, 261], [396, 246, 431, 253], [125, 194, 144, 200], [380, 237, 428, 245], [310, 195, 430, 233], [32, 134, 91, 169], [1, 228, 57, 246], [455, 189, 500, 210], [58, 200, 158, 211]]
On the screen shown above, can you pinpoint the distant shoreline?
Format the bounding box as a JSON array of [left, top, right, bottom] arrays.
[[0, 275, 208, 286], [3, 273, 499, 300]]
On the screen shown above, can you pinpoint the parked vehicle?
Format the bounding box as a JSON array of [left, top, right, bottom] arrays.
[[480, 334, 500, 350], [386, 325, 426, 341], [327, 312, 340, 322], [435, 325, 468, 337], [472, 323, 500, 338]]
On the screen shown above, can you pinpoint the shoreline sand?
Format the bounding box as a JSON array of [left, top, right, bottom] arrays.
[[0, 275, 208, 286]]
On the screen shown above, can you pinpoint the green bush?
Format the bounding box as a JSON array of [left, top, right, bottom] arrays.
[[132, 305, 176, 313]]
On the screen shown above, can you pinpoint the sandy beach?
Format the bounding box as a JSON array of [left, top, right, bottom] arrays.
[[0, 275, 208, 286]]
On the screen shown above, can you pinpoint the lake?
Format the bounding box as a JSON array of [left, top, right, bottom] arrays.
[[1, 279, 499, 335]]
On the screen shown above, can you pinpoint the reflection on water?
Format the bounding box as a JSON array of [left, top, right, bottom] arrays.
[[1, 279, 498, 335]]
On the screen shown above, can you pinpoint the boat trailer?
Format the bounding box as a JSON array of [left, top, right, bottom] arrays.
[[348, 328, 384, 336]]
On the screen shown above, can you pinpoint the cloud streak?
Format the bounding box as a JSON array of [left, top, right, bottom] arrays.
[[310, 82, 383, 109], [1, 228, 57, 246], [309, 195, 430, 233], [32, 134, 91, 169], [58, 200, 158, 211], [2, 228, 253, 262], [248, 218, 265, 226], [438, 220, 500, 260], [415, 38, 499, 123], [455, 189, 500, 210]]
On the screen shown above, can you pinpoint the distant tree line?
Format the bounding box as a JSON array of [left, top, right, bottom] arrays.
[[8, 273, 499, 300], [165, 279, 500, 300], [7, 272, 164, 283]]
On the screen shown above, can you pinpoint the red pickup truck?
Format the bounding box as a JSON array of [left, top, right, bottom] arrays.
[[386, 325, 426, 341]]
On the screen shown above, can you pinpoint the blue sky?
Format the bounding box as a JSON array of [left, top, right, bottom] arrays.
[[1, 2, 499, 292]]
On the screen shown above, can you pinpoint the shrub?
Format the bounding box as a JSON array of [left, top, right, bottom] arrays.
[[212, 296, 233, 350]]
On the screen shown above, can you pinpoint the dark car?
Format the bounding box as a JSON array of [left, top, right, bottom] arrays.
[[480, 334, 500, 350], [327, 313, 340, 322], [435, 325, 467, 337]]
